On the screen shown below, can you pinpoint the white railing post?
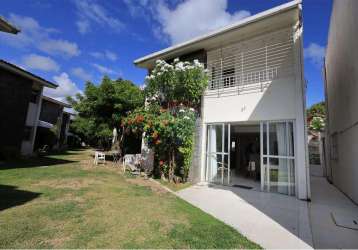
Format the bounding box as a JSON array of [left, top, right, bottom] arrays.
[[219, 58, 222, 97], [241, 52, 244, 94], [264, 45, 268, 92]]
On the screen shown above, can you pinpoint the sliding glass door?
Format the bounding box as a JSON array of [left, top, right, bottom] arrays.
[[205, 121, 295, 196], [206, 124, 230, 185], [261, 121, 295, 195]]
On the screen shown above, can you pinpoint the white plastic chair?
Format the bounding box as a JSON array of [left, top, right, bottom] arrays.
[[123, 154, 141, 174], [94, 151, 106, 165]]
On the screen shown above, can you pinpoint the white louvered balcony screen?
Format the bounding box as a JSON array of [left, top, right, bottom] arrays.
[[206, 29, 295, 95]]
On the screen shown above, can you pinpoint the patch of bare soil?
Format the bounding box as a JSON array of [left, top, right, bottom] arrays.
[[44, 235, 71, 248], [34, 178, 103, 190]]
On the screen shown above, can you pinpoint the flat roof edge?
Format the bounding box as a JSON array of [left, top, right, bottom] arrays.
[[0, 17, 20, 34], [134, 0, 301, 66], [42, 95, 71, 108], [0, 60, 58, 88]]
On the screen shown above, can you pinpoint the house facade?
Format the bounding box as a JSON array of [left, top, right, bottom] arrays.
[[135, 0, 310, 200], [35, 96, 72, 151], [0, 60, 58, 157], [324, 0, 358, 203]]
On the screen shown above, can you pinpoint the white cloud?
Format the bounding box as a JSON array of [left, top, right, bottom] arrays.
[[74, 0, 124, 34], [123, 0, 152, 20], [92, 63, 118, 75], [71, 67, 93, 82], [39, 39, 80, 57], [44, 72, 82, 102], [124, 0, 250, 45], [0, 13, 80, 57], [156, 0, 251, 44], [76, 19, 90, 34], [105, 51, 117, 61], [304, 43, 326, 66], [22, 54, 60, 72], [89, 50, 117, 61]]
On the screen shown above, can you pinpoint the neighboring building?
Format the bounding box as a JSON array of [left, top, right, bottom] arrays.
[[0, 16, 20, 34], [0, 60, 58, 157], [35, 96, 72, 151], [324, 0, 358, 203], [135, 1, 310, 199]]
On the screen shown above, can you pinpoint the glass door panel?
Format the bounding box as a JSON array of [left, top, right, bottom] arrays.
[[261, 121, 295, 196], [206, 124, 230, 185]]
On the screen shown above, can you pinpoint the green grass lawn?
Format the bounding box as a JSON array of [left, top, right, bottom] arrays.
[[158, 179, 192, 192], [0, 149, 260, 249]]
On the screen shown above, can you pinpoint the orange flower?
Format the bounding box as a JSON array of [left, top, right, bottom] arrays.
[[135, 115, 144, 123], [159, 160, 164, 166]]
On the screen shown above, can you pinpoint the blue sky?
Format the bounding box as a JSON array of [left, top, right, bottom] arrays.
[[0, 0, 332, 107]]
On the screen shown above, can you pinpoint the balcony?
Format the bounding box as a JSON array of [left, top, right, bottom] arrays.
[[205, 36, 294, 96]]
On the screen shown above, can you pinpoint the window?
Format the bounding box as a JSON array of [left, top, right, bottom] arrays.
[[262, 121, 295, 196], [210, 67, 217, 90], [222, 68, 235, 88]]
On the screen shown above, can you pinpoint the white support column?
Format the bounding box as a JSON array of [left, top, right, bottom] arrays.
[[30, 87, 43, 153], [293, 16, 310, 200], [199, 95, 207, 183], [260, 122, 264, 191]]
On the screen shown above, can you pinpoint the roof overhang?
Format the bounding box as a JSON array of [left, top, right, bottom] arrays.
[[0, 60, 57, 88], [134, 0, 301, 69], [0, 17, 20, 34], [42, 95, 71, 108]]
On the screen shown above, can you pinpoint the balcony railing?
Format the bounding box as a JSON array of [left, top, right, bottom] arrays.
[[205, 38, 294, 96]]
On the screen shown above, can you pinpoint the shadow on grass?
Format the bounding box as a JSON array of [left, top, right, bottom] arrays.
[[0, 156, 77, 170], [41, 148, 87, 156], [0, 184, 41, 211]]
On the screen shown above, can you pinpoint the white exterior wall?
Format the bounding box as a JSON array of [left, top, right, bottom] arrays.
[[21, 86, 43, 155], [324, 0, 358, 203], [200, 26, 309, 199]]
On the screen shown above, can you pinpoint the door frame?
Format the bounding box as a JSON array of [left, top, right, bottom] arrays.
[[205, 123, 231, 185], [205, 120, 297, 196], [260, 120, 297, 195]]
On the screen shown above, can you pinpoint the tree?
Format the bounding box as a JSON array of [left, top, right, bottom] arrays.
[[309, 116, 325, 131], [67, 76, 144, 151], [307, 101, 325, 119], [145, 59, 208, 109], [307, 101, 326, 131], [123, 59, 207, 181]]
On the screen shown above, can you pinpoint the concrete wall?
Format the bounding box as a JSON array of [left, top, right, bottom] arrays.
[[0, 68, 32, 156], [324, 0, 358, 203], [200, 25, 309, 199], [39, 99, 63, 124], [203, 77, 297, 123], [189, 118, 203, 183]]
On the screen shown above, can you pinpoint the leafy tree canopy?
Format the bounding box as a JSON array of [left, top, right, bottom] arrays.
[[307, 101, 325, 119], [67, 76, 144, 147], [307, 101, 326, 131]]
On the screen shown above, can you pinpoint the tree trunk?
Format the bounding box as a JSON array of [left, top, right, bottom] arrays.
[[168, 149, 175, 182]]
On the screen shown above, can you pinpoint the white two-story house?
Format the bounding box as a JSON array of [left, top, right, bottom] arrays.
[[134, 0, 310, 200]]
